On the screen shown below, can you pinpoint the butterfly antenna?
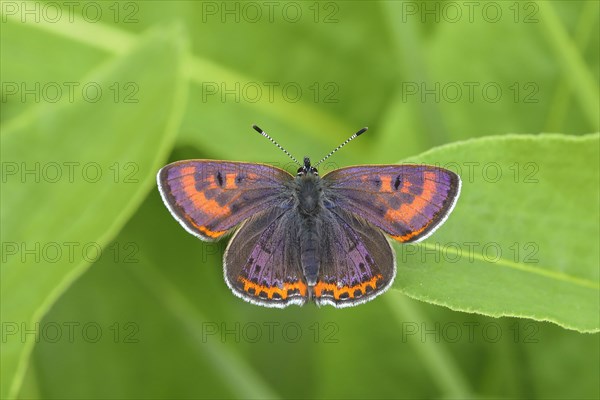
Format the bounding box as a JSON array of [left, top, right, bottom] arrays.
[[252, 125, 301, 166], [314, 127, 368, 167]]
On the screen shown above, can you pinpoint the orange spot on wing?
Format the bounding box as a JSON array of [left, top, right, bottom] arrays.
[[400, 179, 412, 193], [225, 173, 237, 189], [313, 274, 382, 300], [180, 166, 231, 219], [380, 176, 392, 192], [181, 214, 226, 239], [385, 171, 438, 238], [198, 224, 226, 238], [205, 175, 218, 189], [239, 277, 307, 300], [390, 225, 427, 242]]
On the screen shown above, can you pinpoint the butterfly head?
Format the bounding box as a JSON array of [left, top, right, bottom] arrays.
[[297, 157, 319, 177]]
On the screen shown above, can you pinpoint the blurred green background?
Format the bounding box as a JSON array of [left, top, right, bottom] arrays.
[[1, 1, 599, 399]]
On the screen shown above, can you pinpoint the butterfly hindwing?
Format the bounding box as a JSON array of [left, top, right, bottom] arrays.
[[323, 165, 461, 243], [157, 161, 293, 241], [224, 208, 308, 308], [315, 209, 395, 307]]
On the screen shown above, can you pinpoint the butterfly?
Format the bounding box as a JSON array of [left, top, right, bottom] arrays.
[[157, 126, 461, 308]]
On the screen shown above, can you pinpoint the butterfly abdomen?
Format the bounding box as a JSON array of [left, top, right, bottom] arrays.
[[300, 218, 321, 286]]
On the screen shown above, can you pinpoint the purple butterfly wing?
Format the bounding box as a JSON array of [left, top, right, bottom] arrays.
[[224, 208, 308, 308], [323, 165, 461, 243], [314, 209, 395, 307], [157, 161, 292, 241]]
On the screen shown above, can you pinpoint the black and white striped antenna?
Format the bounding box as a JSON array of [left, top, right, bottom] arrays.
[[314, 127, 367, 167], [252, 125, 300, 166]]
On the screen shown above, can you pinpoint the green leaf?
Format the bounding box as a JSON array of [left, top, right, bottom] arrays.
[[0, 26, 188, 398], [392, 133, 600, 333]]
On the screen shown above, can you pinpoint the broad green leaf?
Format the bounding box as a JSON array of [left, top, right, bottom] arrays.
[[392, 133, 599, 332], [0, 26, 188, 399]]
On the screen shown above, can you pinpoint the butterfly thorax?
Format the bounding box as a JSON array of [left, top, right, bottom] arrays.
[[295, 175, 323, 216], [293, 157, 324, 216]]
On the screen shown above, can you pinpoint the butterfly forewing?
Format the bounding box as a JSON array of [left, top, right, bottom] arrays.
[[157, 161, 293, 241], [323, 165, 461, 243]]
